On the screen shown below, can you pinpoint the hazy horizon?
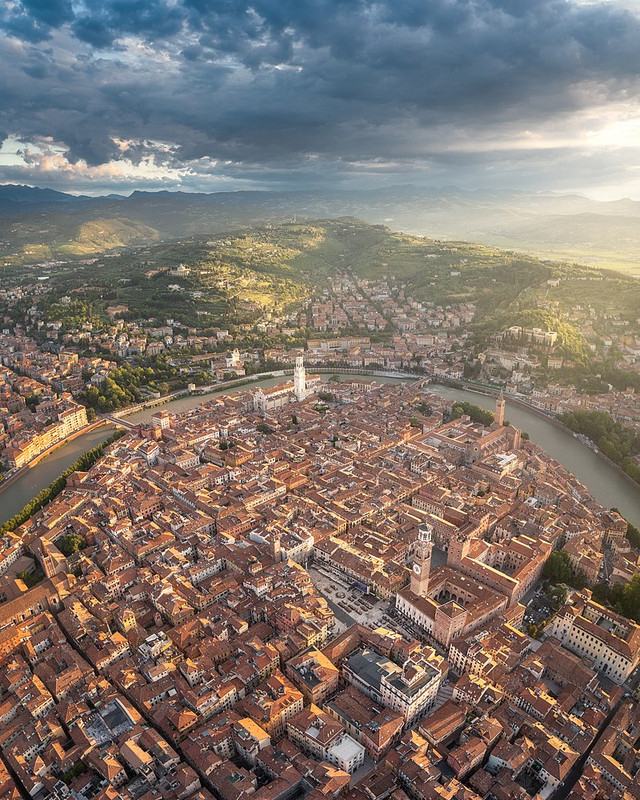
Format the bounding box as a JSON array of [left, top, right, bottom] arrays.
[[3, 182, 640, 204]]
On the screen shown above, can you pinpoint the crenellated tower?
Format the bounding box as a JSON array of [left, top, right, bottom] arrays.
[[411, 524, 433, 597], [271, 529, 282, 563], [448, 529, 471, 569]]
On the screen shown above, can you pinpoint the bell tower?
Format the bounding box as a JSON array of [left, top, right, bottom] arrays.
[[271, 529, 282, 563], [411, 524, 433, 597], [294, 356, 306, 402]]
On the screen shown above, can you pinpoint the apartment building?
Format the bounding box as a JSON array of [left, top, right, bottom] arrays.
[[548, 591, 640, 685]]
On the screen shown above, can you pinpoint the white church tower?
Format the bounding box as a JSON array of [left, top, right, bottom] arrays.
[[294, 356, 307, 401]]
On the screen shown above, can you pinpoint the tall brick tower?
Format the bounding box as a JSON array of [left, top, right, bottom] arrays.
[[411, 524, 433, 597], [271, 529, 282, 563], [448, 530, 470, 569]]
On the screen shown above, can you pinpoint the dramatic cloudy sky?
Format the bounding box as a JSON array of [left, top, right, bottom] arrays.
[[1, 0, 640, 197]]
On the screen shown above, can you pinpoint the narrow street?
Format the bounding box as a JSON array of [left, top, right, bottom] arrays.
[[550, 695, 626, 800]]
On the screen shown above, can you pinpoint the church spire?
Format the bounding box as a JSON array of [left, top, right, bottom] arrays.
[[294, 356, 306, 401]]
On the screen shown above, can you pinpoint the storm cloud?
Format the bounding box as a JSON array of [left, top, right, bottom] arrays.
[[1, 0, 640, 196]]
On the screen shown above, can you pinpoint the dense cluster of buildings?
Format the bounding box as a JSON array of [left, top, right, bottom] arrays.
[[290, 272, 475, 375], [479, 342, 640, 437], [530, 384, 640, 438], [0, 376, 637, 799], [0, 365, 88, 471], [476, 294, 640, 438], [302, 274, 475, 337], [0, 333, 117, 396]]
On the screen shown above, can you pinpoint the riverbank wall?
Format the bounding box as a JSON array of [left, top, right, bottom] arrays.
[[0, 419, 112, 494]]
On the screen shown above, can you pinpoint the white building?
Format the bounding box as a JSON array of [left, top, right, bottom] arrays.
[[252, 356, 320, 412], [548, 592, 640, 685], [325, 734, 366, 774], [343, 647, 444, 727]]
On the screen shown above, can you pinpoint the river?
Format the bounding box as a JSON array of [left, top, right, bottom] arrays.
[[2, 374, 640, 527], [431, 385, 640, 526], [0, 424, 118, 523]]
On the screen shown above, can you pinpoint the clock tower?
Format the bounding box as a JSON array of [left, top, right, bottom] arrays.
[[411, 523, 433, 598]]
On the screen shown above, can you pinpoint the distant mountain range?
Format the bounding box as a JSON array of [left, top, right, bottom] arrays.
[[0, 184, 88, 206], [1, 183, 639, 273]]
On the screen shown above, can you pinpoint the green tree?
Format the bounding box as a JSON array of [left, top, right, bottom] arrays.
[[559, 410, 639, 485], [618, 575, 640, 623], [317, 391, 335, 403], [62, 762, 87, 785], [17, 569, 44, 588], [59, 533, 87, 556], [449, 402, 494, 426], [627, 522, 640, 549], [543, 550, 584, 589]]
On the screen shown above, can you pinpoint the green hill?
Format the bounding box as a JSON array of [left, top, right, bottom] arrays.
[[3, 218, 638, 346], [2, 216, 161, 265], [58, 218, 161, 255], [2, 185, 640, 274]]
